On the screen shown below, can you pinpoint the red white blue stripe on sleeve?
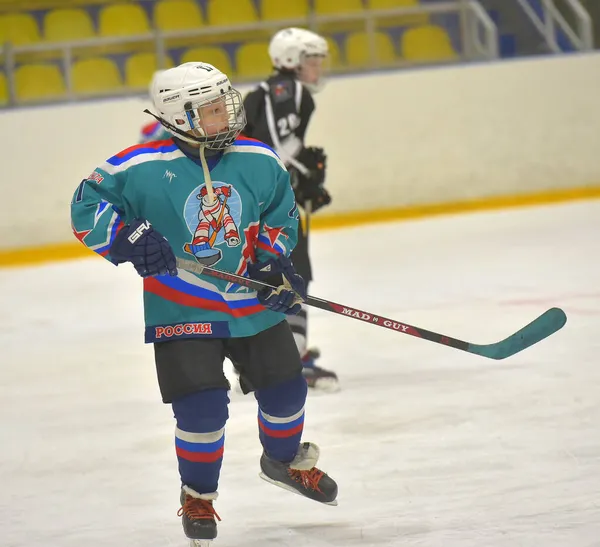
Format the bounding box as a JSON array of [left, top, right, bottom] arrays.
[[257, 233, 286, 255], [141, 120, 163, 140], [227, 137, 286, 170], [88, 209, 124, 257], [107, 140, 179, 167]]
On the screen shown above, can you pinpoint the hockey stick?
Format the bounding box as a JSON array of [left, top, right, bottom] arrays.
[[175, 257, 567, 360]]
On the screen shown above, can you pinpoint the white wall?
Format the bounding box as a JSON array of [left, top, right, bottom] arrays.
[[2, 53, 600, 250]]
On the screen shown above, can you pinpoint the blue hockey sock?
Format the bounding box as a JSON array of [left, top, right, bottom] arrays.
[[255, 373, 308, 463], [171, 388, 229, 494]]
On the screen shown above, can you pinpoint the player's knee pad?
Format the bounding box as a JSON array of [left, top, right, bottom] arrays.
[[172, 388, 229, 433], [255, 372, 307, 417]]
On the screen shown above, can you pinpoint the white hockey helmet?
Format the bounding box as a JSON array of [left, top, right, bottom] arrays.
[[149, 62, 246, 149], [148, 69, 165, 97], [268, 27, 329, 92]]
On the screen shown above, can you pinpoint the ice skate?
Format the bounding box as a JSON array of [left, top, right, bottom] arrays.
[[178, 486, 220, 546], [259, 442, 338, 506], [302, 348, 340, 392]]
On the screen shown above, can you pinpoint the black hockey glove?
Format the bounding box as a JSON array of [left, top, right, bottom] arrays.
[[294, 184, 332, 213], [296, 146, 327, 186], [110, 218, 178, 278], [247, 255, 306, 315], [293, 147, 331, 213]]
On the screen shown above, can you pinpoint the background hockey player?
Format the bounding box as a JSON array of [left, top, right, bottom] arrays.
[[242, 27, 339, 392], [71, 61, 338, 546]]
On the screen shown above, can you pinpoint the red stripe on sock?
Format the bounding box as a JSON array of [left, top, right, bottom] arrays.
[[176, 445, 224, 463], [258, 420, 304, 438]]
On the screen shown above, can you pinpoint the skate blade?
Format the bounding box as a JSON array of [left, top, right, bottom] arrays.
[[258, 472, 338, 507], [189, 540, 213, 547], [311, 377, 340, 394]]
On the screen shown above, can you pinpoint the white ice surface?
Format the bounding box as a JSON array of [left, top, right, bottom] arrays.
[[1, 200, 599, 547]]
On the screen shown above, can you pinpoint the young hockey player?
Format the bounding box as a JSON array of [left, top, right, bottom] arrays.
[[242, 27, 339, 392], [71, 62, 338, 546]]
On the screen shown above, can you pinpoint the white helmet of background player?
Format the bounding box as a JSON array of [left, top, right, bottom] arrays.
[[149, 62, 246, 150], [268, 27, 329, 93]]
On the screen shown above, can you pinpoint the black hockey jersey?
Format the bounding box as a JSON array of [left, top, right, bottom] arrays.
[[242, 72, 315, 175]]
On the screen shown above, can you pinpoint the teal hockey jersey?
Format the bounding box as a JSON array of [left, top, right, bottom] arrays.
[[70, 136, 299, 342]]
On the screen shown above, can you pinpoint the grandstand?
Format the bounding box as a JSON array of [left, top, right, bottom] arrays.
[[0, 0, 591, 106]]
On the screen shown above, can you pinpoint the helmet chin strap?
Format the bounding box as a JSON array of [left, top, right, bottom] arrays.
[[144, 106, 242, 209], [143, 110, 217, 205], [198, 145, 216, 205], [143, 109, 210, 146]]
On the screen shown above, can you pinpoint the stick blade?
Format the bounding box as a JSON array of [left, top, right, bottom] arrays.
[[468, 307, 567, 360]]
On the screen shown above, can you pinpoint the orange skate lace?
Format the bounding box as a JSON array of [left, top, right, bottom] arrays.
[[288, 467, 324, 492], [177, 496, 222, 522]]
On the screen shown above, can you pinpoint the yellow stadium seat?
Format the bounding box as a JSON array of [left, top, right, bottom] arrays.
[[401, 25, 457, 62], [207, 0, 258, 25], [313, 0, 364, 33], [44, 9, 95, 42], [367, 0, 421, 8], [325, 36, 343, 70], [345, 31, 397, 68], [72, 57, 122, 94], [98, 4, 150, 37], [206, 0, 263, 42], [180, 47, 234, 76], [368, 0, 411, 6], [125, 52, 174, 88], [154, 0, 204, 31], [261, 0, 309, 20], [314, 0, 364, 14], [15, 64, 65, 101], [236, 41, 273, 79], [365, 0, 428, 26], [0, 13, 41, 46], [0, 72, 8, 105]]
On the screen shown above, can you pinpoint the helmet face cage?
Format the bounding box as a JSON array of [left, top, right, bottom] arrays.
[[175, 88, 246, 150]]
